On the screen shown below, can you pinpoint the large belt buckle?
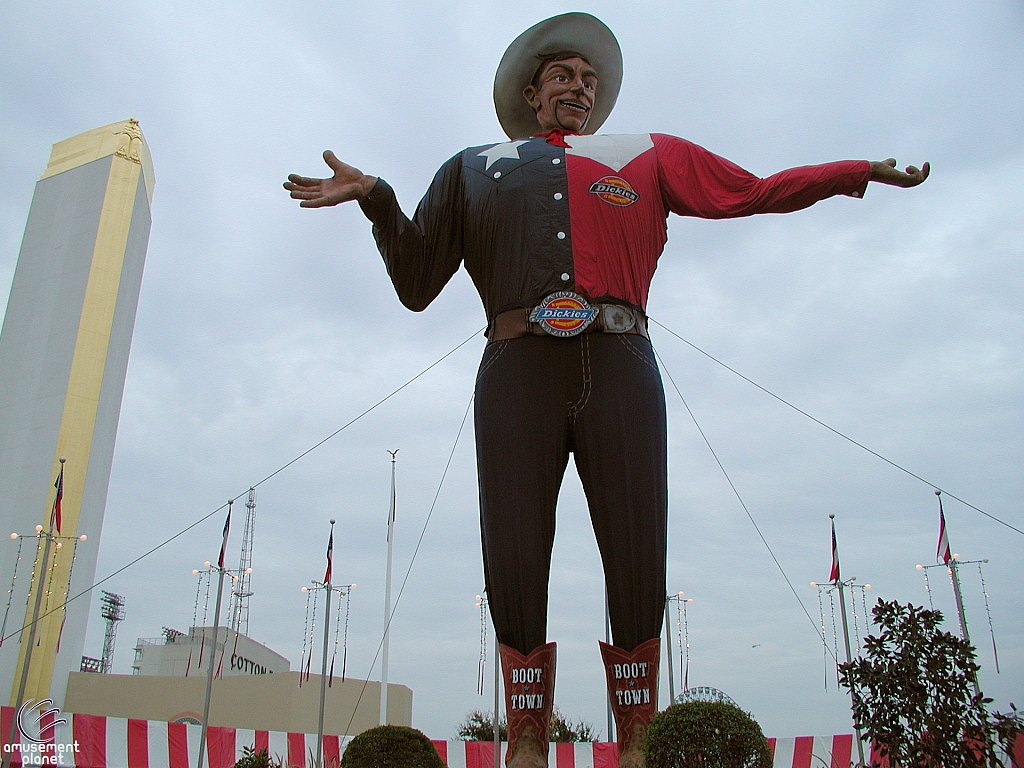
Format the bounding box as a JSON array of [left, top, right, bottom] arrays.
[[529, 292, 598, 337], [600, 304, 637, 333]]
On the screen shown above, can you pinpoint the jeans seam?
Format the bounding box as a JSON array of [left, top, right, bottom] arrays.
[[568, 335, 592, 419], [476, 339, 510, 385], [615, 334, 659, 373]]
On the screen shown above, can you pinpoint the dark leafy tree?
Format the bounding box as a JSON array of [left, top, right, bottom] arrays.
[[839, 599, 1023, 768], [339, 725, 444, 768], [644, 701, 771, 768], [548, 706, 599, 742], [456, 710, 507, 742], [455, 707, 597, 742]]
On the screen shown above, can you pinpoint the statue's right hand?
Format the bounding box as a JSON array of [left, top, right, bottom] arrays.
[[284, 150, 377, 208]]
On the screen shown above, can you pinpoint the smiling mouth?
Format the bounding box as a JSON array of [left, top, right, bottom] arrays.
[[559, 100, 590, 114]]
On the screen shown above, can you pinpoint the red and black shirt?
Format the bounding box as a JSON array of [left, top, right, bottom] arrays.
[[359, 133, 871, 321]]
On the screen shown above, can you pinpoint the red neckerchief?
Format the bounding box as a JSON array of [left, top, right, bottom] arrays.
[[533, 128, 580, 148]]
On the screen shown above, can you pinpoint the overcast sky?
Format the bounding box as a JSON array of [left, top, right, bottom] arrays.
[[2, 0, 1022, 742]]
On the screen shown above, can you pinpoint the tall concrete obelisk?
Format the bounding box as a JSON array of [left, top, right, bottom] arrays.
[[0, 119, 154, 707]]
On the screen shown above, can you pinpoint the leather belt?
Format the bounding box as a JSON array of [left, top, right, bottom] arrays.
[[488, 304, 649, 342]]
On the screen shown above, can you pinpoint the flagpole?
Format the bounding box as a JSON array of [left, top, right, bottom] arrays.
[[663, 595, 675, 705], [827, 514, 867, 768], [947, 558, 980, 698], [836, 578, 868, 767], [316, 520, 335, 768], [380, 449, 398, 725], [198, 500, 231, 768], [6, 527, 52, 768], [604, 586, 614, 742], [493, 634, 500, 768], [4, 457, 65, 768], [934, 491, 980, 698]]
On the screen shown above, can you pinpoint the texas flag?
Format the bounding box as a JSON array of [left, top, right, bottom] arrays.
[[324, 528, 333, 585], [50, 463, 64, 533], [829, 517, 840, 583], [217, 506, 231, 569], [936, 493, 951, 565]]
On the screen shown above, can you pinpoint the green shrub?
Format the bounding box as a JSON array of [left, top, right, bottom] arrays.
[[339, 725, 444, 768], [644, 701, 771, 768], [233, 747, 281, 768]]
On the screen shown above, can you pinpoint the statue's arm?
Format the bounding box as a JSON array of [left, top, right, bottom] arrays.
[[869, 158, 930, 188], [284, 150, 378, 207], [284, 148, 465, 313]]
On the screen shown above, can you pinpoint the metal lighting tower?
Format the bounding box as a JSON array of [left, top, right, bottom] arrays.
[[99, 591, 125, 673], [228, 487, 257, 635]]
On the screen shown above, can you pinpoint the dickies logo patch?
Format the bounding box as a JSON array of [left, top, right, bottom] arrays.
[[589, 176, 639, 207], [530, 292, 598, 337]]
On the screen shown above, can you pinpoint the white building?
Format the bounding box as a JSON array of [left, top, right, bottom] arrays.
[[132, 627, 290, 678]]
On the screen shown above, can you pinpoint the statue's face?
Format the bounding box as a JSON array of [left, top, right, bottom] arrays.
[[523, 57, 598, 133]]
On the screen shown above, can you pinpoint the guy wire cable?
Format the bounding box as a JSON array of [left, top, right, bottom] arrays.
[[653, 346, 834, 658], [650, 318, 1023, 537], [0, 328, 485, 646]]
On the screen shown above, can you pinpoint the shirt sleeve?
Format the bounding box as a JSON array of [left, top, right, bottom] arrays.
[[652, 134, 872, 219], [357, 153, 465, 312]]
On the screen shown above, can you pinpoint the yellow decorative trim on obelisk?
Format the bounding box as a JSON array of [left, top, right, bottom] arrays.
[[10, 119, 151, 705]]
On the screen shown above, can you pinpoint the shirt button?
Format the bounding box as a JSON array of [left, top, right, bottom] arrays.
[[552, 158, 561, 165], [493, 171, 501, 179], [560, 272, 570, 281], [556, 232, 566, 240], [851, 190, 860, 197], [553, 192, 563, 200]]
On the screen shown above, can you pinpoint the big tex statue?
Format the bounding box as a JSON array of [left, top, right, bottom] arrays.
[[286, 13, 927, 768]]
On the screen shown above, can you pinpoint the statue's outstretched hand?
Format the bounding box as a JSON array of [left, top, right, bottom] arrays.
[[284, 150, 377, 208], [870, 158, 930, 188]]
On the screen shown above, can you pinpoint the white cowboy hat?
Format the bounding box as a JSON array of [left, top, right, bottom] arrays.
[[493, 12, 623, 140]]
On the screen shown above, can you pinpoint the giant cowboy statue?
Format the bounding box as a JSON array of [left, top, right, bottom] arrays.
[[285, 13, 928, 768]]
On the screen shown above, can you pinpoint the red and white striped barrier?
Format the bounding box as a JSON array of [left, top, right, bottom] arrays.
[[444, 737, 856, 768], [3, 710, 1020, 768]]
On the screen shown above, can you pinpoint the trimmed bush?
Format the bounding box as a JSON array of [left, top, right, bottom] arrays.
[[339, 725, 444, 768], [233, 747, 280, 768], [644, 701, 772, 768]]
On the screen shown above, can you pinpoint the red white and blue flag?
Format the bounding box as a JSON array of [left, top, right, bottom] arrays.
[[217, 506, 231, 569], [829, 517, 840, 583], [936, 494, 951, 565], [50, 463, 64, 533], [324, 528, 333, 585]]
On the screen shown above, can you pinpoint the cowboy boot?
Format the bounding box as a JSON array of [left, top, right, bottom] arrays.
[[600, 638, 660, 768], [499, 642, 556, 768]]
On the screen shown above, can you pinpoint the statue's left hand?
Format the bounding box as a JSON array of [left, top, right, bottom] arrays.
[[870, 158, 930, 188]]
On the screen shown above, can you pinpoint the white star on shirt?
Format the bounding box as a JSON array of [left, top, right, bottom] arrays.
[[478, 140, 528, 170]]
